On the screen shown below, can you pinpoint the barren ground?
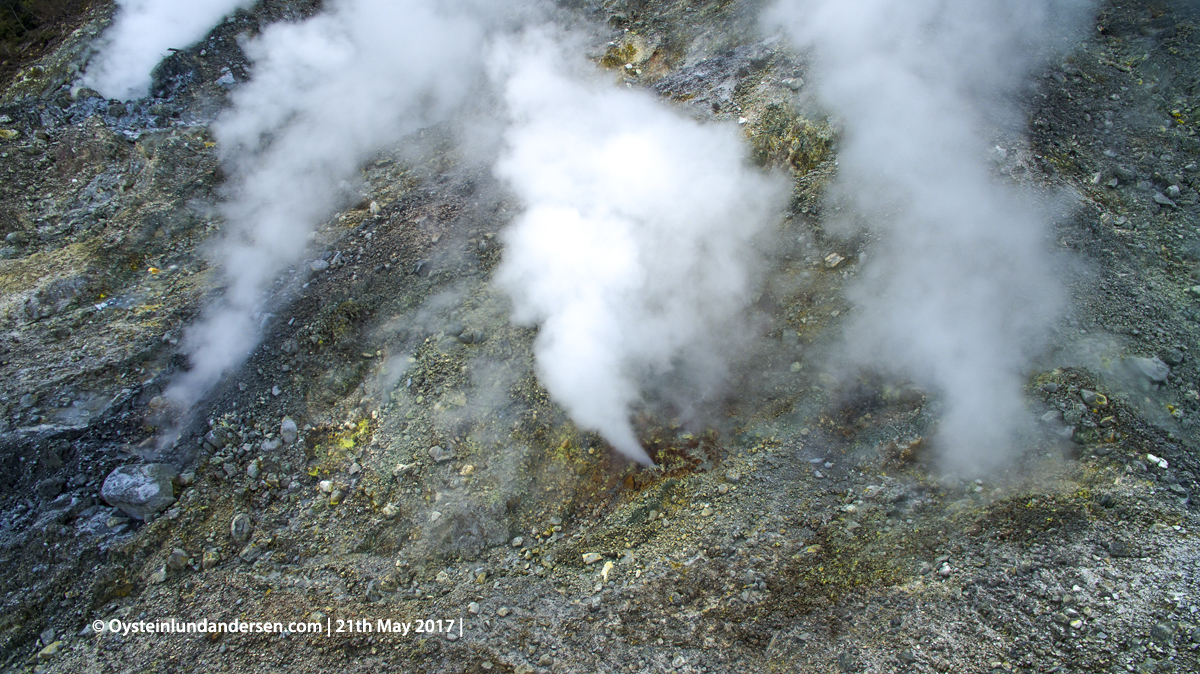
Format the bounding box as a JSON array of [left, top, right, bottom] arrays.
[[1, 1, 1199, 673]]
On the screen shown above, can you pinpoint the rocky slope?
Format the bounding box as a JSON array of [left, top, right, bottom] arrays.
[[0, 1, 1198, 673]]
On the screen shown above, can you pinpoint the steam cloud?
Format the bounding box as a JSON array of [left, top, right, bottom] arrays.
[[85, 0, 782, 463], [83, 0, 255, 100], [767, 0, 1093, 472], [491, 33, 785, 464], [163, 0, 513, 409]]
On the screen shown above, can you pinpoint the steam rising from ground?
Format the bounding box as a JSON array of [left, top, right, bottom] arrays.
[[83, 0, 255, 100], [85, 0, 781, 462], [767, 0, 1092, 472], [90, 0, 1071, 473], [491, 34, 786, 464], [163, 0, 511, 410]]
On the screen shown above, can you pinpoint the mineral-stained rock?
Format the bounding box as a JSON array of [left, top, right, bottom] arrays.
[[239, 544, 262, 562], [100, 463, 177, 520]]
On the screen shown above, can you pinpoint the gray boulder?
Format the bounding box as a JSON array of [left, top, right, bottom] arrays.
[[280, 417, 298, 445], [204, 426, 236, 450], [1127, 356, 1170, 383], [101, 464, 177, 520]]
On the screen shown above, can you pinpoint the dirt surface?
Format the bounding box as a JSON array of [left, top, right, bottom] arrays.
[[1, 1, 1199, 673]]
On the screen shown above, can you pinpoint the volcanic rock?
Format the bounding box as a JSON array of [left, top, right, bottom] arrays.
[[100, 463, 178, 520]]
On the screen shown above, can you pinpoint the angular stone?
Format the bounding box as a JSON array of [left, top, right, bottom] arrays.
[[1153, 192, 1178, 208], [230, 513, 252, 543], [204, 426, 236, 449], [1127, 356, 1170, 383], [100, 464, 177, 520], [239, 544, 262, 562]]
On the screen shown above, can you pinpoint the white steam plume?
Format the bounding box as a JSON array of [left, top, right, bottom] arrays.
[[491, 33, 786, 465], [165, 0, 513, 410], [767, 1, 1093, 472], [83, 0, 255, 100]]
